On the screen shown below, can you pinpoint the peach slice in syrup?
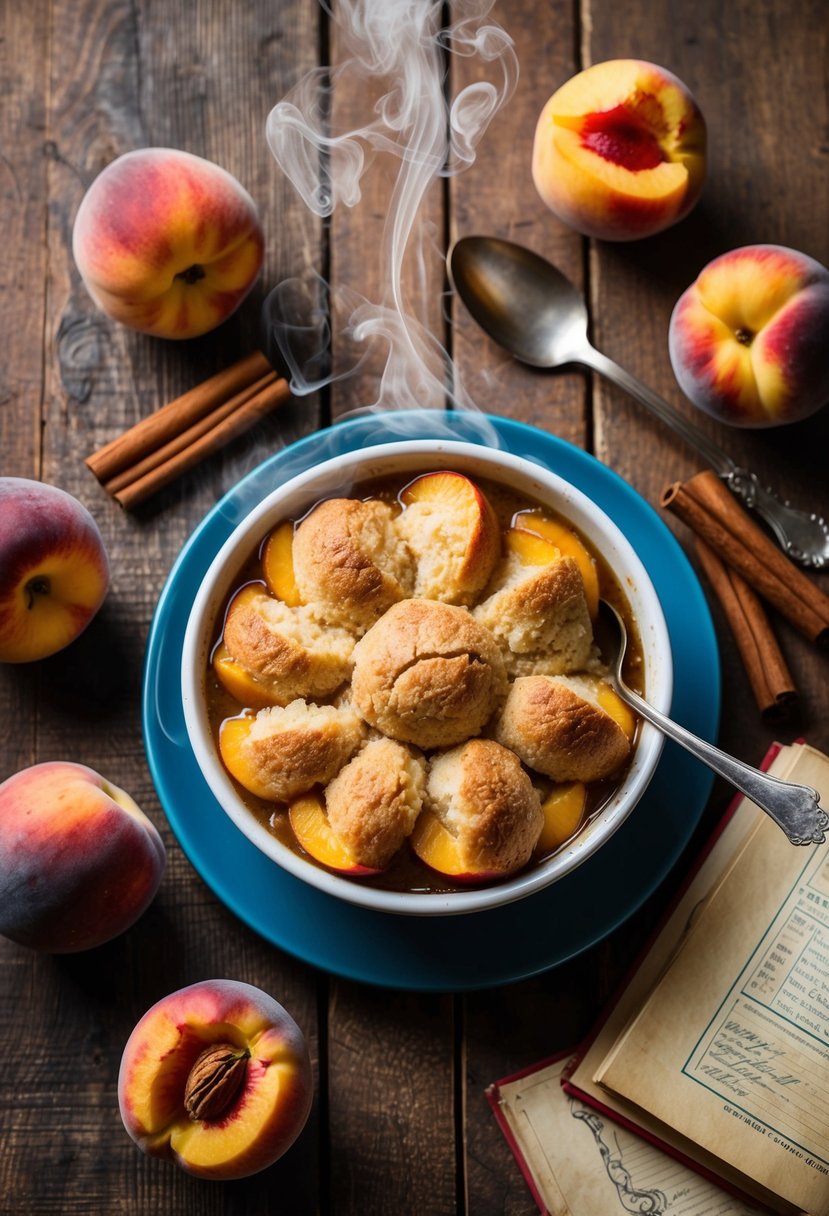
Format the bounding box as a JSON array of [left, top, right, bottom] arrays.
[[504, 527, 560, 568], [262, 521, 301, 606], [212, 644, 276, 710], [595, 680, 637, 739], [218, 715, 277, 801], [537, 782, 587, 853], [409, 811, 500, 884], [289, 793, 381, 876], [512, 509, 599, 618]]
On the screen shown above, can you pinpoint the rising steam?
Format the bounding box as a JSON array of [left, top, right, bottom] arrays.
[[264, 0, 517, 415]]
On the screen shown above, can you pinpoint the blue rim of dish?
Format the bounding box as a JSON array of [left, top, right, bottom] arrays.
[[142, 410, 720, 992]]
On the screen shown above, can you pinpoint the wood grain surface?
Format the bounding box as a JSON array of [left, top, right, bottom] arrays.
[[1, 1, 827, 1213]]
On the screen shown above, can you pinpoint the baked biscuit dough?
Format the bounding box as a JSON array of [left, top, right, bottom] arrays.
[[222, 699, 366, 803], [222, 585, 355, 705], [325, 737, 426, 869], [425, 739, 543, 876], [351, 599, 508, 749], [292, 498, 414, 633], [473, 551, 594, 676], [493, 674, 631, 782], [396, 477, 500, 604]]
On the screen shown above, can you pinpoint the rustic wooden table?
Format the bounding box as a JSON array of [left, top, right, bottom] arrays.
[[2, 1, 828, 1212]]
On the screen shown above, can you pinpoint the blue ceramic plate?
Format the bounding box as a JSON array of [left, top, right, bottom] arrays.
[[142, 411, 719, 992]]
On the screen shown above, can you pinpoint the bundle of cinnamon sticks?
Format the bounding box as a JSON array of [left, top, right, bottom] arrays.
[[662, 469, 829, 720], [86, 351, 291, 509]]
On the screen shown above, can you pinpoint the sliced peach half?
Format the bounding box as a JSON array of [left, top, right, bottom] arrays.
[[409, 810, 500, 884], [262, 520, 301, 606], [532, 60, 706, 242], [288, 793, 381, 876], [398, 470, 501, 602], [212, 643, 276, 709], [537, 782, 587, 853], [511, 509, 599, 618]]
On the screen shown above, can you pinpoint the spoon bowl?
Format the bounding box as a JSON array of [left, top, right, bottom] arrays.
[[597, 599, 828, 848], [448, 235, 588, 367]]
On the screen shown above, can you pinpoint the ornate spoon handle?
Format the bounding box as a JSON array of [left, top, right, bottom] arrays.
[[726, 469, 829, 570], [619, 683, 828, 846], [580, 346, 829, 569]]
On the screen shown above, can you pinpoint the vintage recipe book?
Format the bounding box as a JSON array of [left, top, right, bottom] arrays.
[[491, 742, 829, 1216], [489, 1054, 764, 1214]]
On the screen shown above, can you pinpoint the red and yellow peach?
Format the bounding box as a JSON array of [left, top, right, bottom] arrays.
[[669, 244, 829, 427], [72, 147, 265, 339], [118, 979, 312, 1180], [532, 59, 706, 241], [0, 761, 165, 952], [0, 478, 110, 664]]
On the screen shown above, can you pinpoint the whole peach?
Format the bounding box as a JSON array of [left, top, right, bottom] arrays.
[[669, 244, 829, 427], [72, 148, 265, 339], [0, 478, 109, 663], [118, 979, 313, 1180], [0, 761, 165, 952], [532, 59, 706, 241]]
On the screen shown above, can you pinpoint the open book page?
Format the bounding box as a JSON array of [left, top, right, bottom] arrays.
[[490, 1056, 766, 1215], [593, 743, 829, 1216], [567, 755, 769, 1094]]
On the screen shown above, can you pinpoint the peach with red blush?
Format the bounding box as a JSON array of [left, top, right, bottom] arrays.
[[118, 979, 312, 1180]]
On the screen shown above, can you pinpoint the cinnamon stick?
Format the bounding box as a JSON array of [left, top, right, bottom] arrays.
[[694, 537, 797, 720], [662, 469, 829, 646], [104, 370, 277, 494], [112, 376, 291, 510], [85, 349, 272, 484]]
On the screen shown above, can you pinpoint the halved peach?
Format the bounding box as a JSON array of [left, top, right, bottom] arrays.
[[398, 470, 501, 603], [117, 978, 312, 1180], [288, 793, 381, 876], [532, 60, 706, 242], [212, 643, 275, 709], [537, 782, 587, 853], [262, 521, 301, 606], [409, 810, 500, 884], [512, 509, 599, 618]]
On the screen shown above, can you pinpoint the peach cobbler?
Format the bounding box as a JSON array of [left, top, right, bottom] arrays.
[[205, 470, 641, 893]]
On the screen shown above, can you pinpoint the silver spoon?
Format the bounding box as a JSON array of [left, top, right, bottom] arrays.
[[448, 235, 829, 569], [598, 600, 827, 846]]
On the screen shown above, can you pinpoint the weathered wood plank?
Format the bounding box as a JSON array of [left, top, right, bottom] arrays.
[[1, 3, 323, 1213], [0, 0, 50, 776], [322, 8, 459, 1209], [448, 0, 586, 442], [449, 3, 587, 1212], [326, 981, 458, 1215], [585, 0, 829, 765], [327, 3, 448, 418]]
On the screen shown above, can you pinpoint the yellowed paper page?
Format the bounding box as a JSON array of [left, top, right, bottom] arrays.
[[570, 756, 771, 1092], [495, 1057, 764, 1214], [597, 744, 829, 1216]]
